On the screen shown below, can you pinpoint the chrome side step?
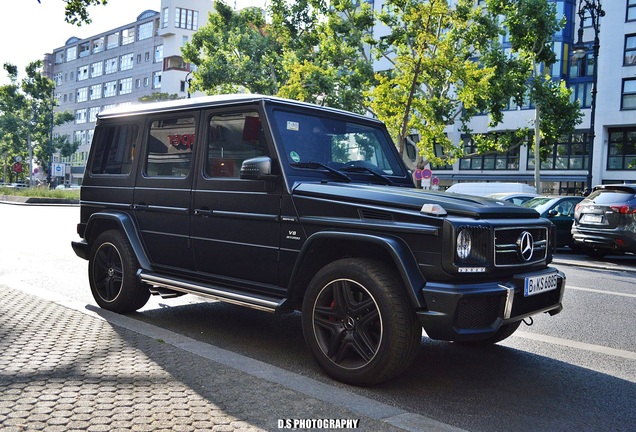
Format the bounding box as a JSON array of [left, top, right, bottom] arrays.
[[139, 270, 288, 314]]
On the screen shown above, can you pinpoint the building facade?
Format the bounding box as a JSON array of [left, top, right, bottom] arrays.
[[45, 0, 215, 185], [46, 0, 635, 190], [371, 0, 636, 194]]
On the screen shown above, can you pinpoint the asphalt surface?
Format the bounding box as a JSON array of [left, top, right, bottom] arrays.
[[1, 197, 634, 431]]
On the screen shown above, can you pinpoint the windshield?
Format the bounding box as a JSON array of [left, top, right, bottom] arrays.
[[271, 109, 405, 178], [522, 197, 555, 214]]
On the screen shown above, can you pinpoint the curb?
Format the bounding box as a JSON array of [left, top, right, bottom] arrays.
[[0, 195, 79, 206]]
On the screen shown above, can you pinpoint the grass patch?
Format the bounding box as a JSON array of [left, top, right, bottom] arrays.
[[0, 187, 80, 199]]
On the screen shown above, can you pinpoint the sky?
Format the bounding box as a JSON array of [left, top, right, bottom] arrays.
[[0, 0, 262, 86]]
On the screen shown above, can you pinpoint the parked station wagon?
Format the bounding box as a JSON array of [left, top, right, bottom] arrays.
[[72, 94, 565, 385]]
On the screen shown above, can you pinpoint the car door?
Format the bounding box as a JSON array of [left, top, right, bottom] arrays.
[[133, 112, 198, 271], [191, 108, 283, 289], [549, 197, 582, 246]]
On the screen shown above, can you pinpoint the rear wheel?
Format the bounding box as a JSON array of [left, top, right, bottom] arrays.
[[88, 230, 150, 313], [301, 258, 421, 386]]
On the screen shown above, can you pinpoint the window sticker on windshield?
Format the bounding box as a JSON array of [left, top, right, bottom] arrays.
[[290, 151, 301, 163], [287, 121, 299, 131]]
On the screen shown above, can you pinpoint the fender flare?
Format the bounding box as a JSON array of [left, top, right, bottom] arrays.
[[288, 231, 427, 308], [85, 211, 151, 270]]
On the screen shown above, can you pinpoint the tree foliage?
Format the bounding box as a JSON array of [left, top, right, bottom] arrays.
[[182, 0, 375, 113], [37, 0, 108, 26], [0, 62, 74, 182]]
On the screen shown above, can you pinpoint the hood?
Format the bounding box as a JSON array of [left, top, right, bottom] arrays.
[[292, 182, 541, 219]]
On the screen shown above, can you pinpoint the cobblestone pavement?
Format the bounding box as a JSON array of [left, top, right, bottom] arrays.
[[0, 286, 438, 432]]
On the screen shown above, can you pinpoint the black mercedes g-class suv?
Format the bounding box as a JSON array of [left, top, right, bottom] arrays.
[[72, 95, 565, 385]]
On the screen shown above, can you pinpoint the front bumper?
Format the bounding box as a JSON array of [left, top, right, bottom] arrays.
[[417, 268, 565, 341]]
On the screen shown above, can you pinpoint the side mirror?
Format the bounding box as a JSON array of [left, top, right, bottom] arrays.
[[240, 156, 277, 181], [548, 209, 559, 217]]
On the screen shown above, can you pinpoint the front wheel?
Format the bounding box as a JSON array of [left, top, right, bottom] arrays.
[[88, 230, 150, 313], [301, 258, 421, 386]]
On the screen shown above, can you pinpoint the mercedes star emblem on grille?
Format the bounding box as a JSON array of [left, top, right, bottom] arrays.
[[517, 231, 534, 261]]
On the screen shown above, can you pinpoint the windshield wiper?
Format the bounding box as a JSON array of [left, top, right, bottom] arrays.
[[289, 162, 351, 183], [341, 165, 394, 186]]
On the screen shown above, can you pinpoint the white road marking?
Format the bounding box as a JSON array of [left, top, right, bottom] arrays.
[[567, 285, 636, 298], [515, 330, 636, 360]]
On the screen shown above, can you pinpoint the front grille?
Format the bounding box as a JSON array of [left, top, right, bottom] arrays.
[[455, 295, 502, 329], [494, 227, 548, 267]]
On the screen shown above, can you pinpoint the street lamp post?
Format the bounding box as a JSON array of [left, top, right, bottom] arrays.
[[572, 0, 604, 191]]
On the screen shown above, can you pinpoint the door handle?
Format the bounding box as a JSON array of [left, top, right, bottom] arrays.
[[194, 208, 212, 217]]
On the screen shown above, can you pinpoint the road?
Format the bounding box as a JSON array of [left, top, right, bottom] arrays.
[[1, 203, 635, 431]]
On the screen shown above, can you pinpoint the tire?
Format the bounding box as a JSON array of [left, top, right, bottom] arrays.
[[301, 258, 421, 386], [88, 230, 150, 313], [457, 321, 522, 346]]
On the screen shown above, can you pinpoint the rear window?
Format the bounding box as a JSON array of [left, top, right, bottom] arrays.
[[588, 189, 635, 204], [89, 123, 138, 175]]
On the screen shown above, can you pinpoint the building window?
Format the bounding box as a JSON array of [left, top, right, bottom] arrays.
[[163, 56, 190, 71], [74, 130, 86, 145], [138, 22, 154, 40], [120, 53, 134, 71], [136, 79, 141, 88], [144, 77, 149, 87], [569, 82, 592, 108], [154, 45, 163, 63], [122, 28, 135, 45], [54, 72, 63, 85], [55, 51, 64, 64], [89, 107, 100, 123], [459, 135, 520, 170], [622, 78, 636, 110], [92, 37, 104, 54], [77, 65, 89, 81], [75, 109, 87, 124], [162, 7, 169, 28], [66, 46, 77, 62], [90, 61, 103, 78], [629, 0, 636, 22], [145, 52, 150, 62], [152, 71, 162, 89], [76, 87, 88, 103], [119, 77, 133, 95], [625, 34, 636, 66], [105, 57, 118, 74], [527, 133, 590, 170], [104, 81, 117, 98], [175, 8, 198, 30], [106, 31, 119, 49], [89, 84, 102, 100], [78, 42, 90, 58], [137, 54, 142, 64], [607, 128, 636, 169]]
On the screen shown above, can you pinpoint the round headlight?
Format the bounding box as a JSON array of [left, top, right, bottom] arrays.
[[456, 230, 472, 260]]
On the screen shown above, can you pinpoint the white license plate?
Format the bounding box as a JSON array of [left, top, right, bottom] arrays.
[[524, 272, 559, 297], [581, 214, 602, 223]]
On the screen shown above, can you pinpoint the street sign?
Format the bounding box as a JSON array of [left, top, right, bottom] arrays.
[[53, 163, 65, 177], [13, 162, 23, 173]]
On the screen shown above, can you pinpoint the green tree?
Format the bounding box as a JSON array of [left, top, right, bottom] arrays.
[[368, 0, 581, 172], [182, 0, 375, 113], [36, 0, 107, 26], [0, 62, 74, 183]]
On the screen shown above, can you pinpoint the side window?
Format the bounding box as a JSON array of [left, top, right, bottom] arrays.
[[89, 123, 137, 175], [145, 116, 195, 177], [205, 112, 268, 178]]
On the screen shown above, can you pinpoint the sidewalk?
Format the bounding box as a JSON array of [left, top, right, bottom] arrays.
[[0, 285, 462, 432]]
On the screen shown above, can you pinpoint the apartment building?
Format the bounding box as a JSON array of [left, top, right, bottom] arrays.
[[47, 0, 635, 190], [45, 0, 215, 185], [372, 0, 636, 194]]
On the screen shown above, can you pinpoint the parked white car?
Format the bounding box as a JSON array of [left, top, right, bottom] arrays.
[[486, 192, 540, 206], [446, 182, 536, 197]]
